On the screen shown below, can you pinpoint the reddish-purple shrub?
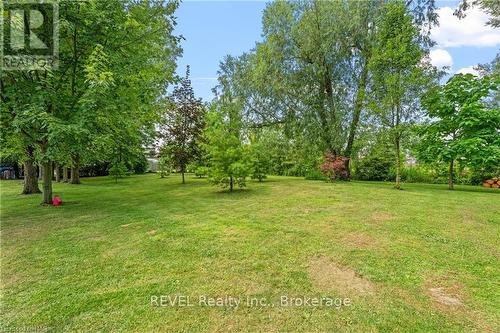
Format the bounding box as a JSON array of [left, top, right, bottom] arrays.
[[320, 153, 350, 181]]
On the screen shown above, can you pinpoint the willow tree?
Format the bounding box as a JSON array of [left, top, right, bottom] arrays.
[[214, 0, 438, 179]]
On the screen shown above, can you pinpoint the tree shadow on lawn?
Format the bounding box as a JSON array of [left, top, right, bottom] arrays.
[[353, 180, 500, 195], [209, 186, 270, 199], [409, 183, 500, 195], [248, 178, 281, 183], [438, 186, 500, 195]]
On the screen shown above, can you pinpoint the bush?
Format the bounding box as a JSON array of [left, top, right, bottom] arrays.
[[304, 169, 327, 181], [158, 156, 171, 178], [133, 155, 149, 174], [320, 153, 349, 181], [108, 161, 128, 182], [195, 166, 208, 178], [353, 156, 392, 181], [249, 143, 270, 182]]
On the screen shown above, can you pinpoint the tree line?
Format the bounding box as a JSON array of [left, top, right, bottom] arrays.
[[172, 0, 498, 191], [2, 0, 499, 199], [1, 0, 181, 203]]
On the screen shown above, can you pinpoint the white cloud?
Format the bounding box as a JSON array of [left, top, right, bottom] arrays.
[[456, 66, 479, 75], [431, 6, 500, 47], [429, 48, 453, 68]]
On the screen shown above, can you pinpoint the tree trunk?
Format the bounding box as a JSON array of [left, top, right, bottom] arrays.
[[42, 161, 53, 204], [13, 163, 20, 179], [448, 159, 454, 190], [22, 146, 41, 194], [55, 163, 60, 182], [343, 158, 351, 180], [181, 170, 185, 184], [38, 165, 43, 180], [229, 176, 234, 192], [70, 154, 81, 184], [395, 137, 402, 190], [344, 61, 368, 161], [62, 166, 69, 182]]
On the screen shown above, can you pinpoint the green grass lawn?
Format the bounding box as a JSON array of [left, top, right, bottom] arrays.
[[1, 174, 499, 332]]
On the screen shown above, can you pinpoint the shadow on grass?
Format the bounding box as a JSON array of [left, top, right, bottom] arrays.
[[209, 187, 270, 199], [438, 186, 500, 194], [249, 178, 281, 183], [352, 180, 500, 195]]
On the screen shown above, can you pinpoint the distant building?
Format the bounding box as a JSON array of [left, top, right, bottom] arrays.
[[0, 165, 17, 180]]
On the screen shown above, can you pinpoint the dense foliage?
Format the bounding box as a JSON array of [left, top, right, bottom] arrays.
[[418, 74, 500, 189], [1, 0, 498, 198], [1, 0, 181, 202], [205, 101, 250, 192]]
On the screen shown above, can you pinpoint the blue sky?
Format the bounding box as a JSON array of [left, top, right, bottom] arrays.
[[173, 0, 500, 101]]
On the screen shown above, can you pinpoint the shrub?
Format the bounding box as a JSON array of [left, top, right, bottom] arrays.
[[354, 155, 392, 181], [108, 161, 128, 182], [249, 143, 270, 182], [158, 156, 171, 178], [133, 155, 149, 174], [320, 153, 350, 181], [304, 169, 327, 181], [195, 166, 208, 178]]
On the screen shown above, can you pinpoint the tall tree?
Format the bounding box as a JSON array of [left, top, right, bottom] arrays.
[[419, 74, 499, 189], [1, 0, 181, 203], [369, 1, 430, 189], [214, 0, 438, 179], [456, 0, 500, 27], [160, 66, 205, 184]]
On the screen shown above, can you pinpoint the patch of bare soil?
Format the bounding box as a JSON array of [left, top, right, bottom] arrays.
[[424, 274, 465, 308], [147, 229, 157, 236], [428, 287, 462, 306], [462, 210, 477, 224], [308, 256, 374, 294], [342, 232, 378, 249], [371, 211, 394, 223]]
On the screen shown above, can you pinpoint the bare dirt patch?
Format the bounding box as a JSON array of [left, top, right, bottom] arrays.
[[371, 211, 394, 223], [341, 232, 378, 249], [147, 229, 157, 236], [308, 256, 374, 294], [428, 287, 462, 306], [462, 210, 477, 224], [424, 274, 466, 308], [424, 276, 495, 331]]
